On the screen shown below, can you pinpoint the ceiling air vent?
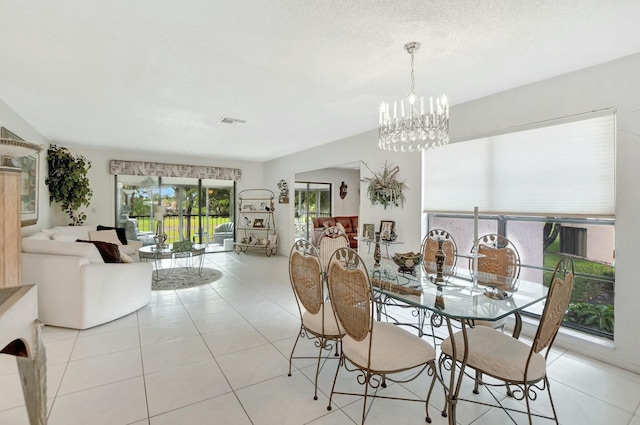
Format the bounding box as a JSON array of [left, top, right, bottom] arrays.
[[218, 116, 246, 124]]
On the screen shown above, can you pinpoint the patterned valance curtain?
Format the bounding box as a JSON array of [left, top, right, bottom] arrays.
[[109, 160, 242, 181]]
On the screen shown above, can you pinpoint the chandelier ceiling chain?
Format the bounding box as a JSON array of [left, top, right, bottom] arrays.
[[378, 41, 450, 153]]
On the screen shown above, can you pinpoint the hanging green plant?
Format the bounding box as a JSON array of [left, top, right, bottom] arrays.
[[361, 161, 407, 209], [45, 144, 93, 225]]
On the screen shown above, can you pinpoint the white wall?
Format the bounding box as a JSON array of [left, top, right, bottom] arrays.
[[265, 53, 640, 373]]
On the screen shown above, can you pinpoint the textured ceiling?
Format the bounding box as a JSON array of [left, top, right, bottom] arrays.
[[1, 1, 640, 162]]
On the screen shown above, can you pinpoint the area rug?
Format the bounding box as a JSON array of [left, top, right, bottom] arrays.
[[152, 267, 223, 290]]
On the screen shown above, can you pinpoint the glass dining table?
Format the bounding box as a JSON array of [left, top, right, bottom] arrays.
[[367, 258, 548, 424]]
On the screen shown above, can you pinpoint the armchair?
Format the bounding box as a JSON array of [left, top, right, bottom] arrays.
[[213, 222, 235, 245]]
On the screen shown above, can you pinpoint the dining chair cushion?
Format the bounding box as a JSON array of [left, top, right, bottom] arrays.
[[342, 322, 435, 372], [302, 302, 343, 337], [441, 326, 546, 382]]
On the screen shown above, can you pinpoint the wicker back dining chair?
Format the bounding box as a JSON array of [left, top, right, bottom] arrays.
[[473, 234, 521, 292], [421, 228, 458, 275], [325, 247, 439, 424], [287, 239, 344, 400], [439, 256, 575, 424], [317, 226, 350, 272], [471, 234, 522, 333]]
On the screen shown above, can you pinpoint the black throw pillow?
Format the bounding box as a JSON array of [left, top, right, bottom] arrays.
[[97, 225, 128, 245], [76, 239, 123, 263]]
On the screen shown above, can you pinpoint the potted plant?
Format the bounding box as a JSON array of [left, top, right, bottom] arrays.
[[45, 144, 93, 225], [361, 161, 407, 209]]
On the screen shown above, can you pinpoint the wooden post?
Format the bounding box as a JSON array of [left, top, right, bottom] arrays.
[[0, 165, 21, 288]]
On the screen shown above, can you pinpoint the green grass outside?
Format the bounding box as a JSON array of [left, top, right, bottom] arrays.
[[543, 239, 615, 336], [543, 239, 614, 303], [137, 216, 231, 243]]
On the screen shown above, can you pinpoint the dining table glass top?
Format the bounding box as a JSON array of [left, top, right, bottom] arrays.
[[367, 258, 548, 322]]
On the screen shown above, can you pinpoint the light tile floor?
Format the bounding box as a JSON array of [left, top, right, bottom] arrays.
[[1, 252, 640, 424]]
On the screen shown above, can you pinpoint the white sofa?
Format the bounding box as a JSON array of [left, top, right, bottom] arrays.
[[21, 226, 153, 330]]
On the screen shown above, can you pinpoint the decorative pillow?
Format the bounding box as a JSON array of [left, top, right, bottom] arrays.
[[322, 220, 336, 228], [335, 222, 346, 233], [97, 225, 128, 245], [119, 252, 134, 263], [89, 230, 123, 246], [76, 239, 123, 263]]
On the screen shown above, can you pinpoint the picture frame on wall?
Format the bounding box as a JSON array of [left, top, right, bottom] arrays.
[[1, 127, 38, 227], [362, 223, 375, 240], [380, 220, 395, 241]]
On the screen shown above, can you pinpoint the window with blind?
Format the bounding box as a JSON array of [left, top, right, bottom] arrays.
[[424, 110, 616, 339], [423, 111, 615, 217]]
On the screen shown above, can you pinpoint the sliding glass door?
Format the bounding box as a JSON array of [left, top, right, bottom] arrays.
[[294, 182, 331, 241], [115, 175, 235, 248]]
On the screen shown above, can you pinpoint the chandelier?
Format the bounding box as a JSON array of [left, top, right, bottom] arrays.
[[378, 42, 449, 152]]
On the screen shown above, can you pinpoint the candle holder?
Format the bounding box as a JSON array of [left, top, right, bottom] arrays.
[[373, 232, 382, 268], [435, 285, 445, 310], [472, 245, 479, 290], [154, 221, 168, 250]]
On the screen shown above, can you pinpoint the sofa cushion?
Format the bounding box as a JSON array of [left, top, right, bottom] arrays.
[[77, 240, 123, 263], [321, 219, 337, 228], [22, 238, 104, 263], [335, 217, 353, 233], [89, 230, 123, 246], [97, 225, 128, 245]]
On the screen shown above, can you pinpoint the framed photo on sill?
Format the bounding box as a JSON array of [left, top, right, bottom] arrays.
[[362, 223, 375, 240], [1, 127, 39, 227], [253, 218, 265, 228], [379, 220, 395, 241]]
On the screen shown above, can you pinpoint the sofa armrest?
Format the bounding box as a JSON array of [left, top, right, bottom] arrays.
[[22, 252, 152, 329]]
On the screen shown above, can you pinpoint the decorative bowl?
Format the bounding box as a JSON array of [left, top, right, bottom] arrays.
[[392, 252, 423, 274]]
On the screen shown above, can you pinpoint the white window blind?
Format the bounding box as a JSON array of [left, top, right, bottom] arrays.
[[423, 112, 615, 217]]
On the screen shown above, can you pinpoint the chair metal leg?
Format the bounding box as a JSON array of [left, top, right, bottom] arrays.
[[287, 325, 303, 377], [326, 353, 343, 411], [425, 361, 437, 424], [360, 372, 371, 425], [313, 337, 326, 400], [473, 370, 482, 394], [524, 383, 534, 425], [545, 377, 560, 424]]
